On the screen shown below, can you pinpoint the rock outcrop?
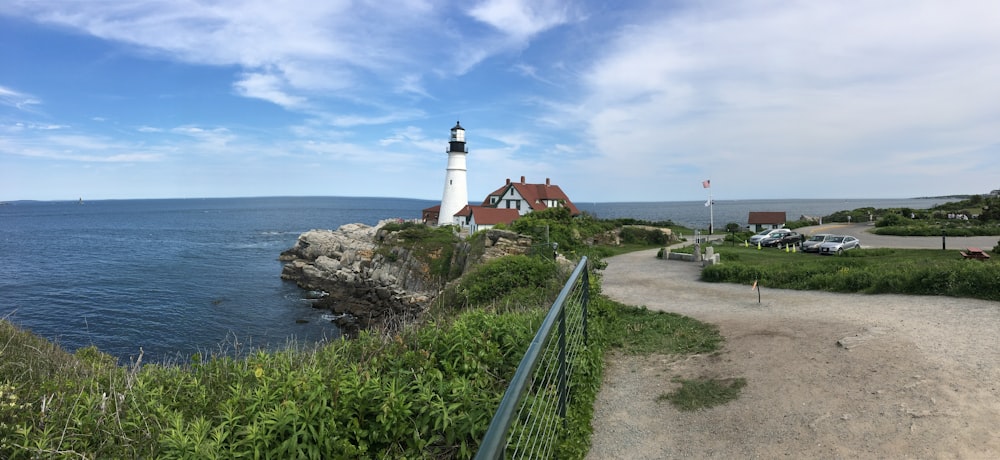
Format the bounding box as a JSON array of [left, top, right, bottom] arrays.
[[279, 222, 533, 334]]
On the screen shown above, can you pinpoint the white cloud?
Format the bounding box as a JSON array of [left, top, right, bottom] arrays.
[[2, 0, 461, 112], [467, 0, 571, 42], [233, 72, 307, 109]]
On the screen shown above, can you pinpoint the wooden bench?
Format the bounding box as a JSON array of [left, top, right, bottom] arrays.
[[961, 247, 991, 260]]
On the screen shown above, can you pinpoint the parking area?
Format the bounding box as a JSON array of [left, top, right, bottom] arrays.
[[796, 223, 999, 250]]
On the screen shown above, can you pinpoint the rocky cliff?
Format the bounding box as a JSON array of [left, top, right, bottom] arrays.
[[279, 221, 532, 333]]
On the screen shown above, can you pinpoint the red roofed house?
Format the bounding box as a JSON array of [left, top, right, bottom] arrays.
[[453, 205, 521, 233], [747, 211, 787, 232], [481, 176, 580, 217]]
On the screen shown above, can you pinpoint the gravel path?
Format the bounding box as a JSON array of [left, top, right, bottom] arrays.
[[586, 230, 1000, 459]]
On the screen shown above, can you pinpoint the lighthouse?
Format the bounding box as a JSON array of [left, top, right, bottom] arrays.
[[437, 121, 469, 227]]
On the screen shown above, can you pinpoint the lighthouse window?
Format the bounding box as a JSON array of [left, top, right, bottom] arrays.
[[450, 180, 453, 185]]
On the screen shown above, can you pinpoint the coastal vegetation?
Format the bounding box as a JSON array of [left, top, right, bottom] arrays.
[[823, 195, 1000, 236], [0, 219, 717, 459], [496, 207, 683, 258]]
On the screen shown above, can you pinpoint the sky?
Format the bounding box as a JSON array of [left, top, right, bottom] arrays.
[[2, 0, 999, 203]]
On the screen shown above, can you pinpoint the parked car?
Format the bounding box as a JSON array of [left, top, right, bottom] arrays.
[[762, 231, 804, 248], [800, 233, 835, 253], [818, 235, 861, 255], [749, 228, 791, 245]]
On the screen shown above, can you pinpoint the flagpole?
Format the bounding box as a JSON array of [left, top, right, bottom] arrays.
[[709, 186, 714, 235], [702, 179, 714, 235]]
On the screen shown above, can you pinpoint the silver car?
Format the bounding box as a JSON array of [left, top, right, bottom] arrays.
[[818, 235, 861, 255], [801, 233, 834, 253]]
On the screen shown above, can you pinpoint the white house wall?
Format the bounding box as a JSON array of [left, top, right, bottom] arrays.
[[496, 187, 530, 216]]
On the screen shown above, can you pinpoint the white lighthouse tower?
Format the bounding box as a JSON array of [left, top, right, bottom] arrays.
[[437, 121, 469, 227]]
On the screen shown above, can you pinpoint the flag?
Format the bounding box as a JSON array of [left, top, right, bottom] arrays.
[[702, 179, 711, 188], [751, 280, 758, 291], [704, 199, 711, 207]]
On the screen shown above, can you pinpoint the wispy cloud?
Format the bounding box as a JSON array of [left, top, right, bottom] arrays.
[[0, 133, 165, 163], [0, 85, 41, 111], [3, 1, 581, 113], [326, 111, 427, 128]]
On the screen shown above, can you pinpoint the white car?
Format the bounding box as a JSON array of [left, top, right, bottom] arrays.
[[818, 235, 861, 255], [749, 228, 791, 245]]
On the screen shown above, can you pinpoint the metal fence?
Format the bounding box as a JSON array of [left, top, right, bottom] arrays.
[[475, 257, 590, 459]]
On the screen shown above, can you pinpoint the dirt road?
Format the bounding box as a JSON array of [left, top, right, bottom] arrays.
[[586, 246, 1000, 459]]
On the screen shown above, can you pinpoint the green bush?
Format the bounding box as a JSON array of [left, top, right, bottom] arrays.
[[619, 227, 669, 245], [456, 255, 559, 306]]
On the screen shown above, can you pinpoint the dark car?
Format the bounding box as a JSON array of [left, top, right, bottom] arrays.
[[749, 228, 790, 245], [761, 231, 803, 248]]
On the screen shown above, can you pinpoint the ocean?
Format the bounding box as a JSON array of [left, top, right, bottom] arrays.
[[1, 196, 946, 363], [0, 197, 437, 363]]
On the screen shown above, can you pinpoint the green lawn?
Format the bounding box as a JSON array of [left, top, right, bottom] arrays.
[[701, 245, 1000, 301]]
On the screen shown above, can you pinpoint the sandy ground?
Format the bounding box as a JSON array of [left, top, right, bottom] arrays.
[[586, 228, 1000, 459]]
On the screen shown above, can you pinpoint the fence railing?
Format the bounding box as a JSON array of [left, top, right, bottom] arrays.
[[475, 256, 590, 459]]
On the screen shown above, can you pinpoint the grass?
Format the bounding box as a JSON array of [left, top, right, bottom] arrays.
[[599, 304, 722, 355], [658, 378, 747, 411]]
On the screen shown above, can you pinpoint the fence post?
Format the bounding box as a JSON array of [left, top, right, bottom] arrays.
[[557, 303, 568, 425]]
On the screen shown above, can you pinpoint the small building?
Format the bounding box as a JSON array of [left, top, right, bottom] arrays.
[[481, 176, 580, 216], [453, 205, 521, 233], [748, 211, 786, 232], [421, 205, 440, 225]]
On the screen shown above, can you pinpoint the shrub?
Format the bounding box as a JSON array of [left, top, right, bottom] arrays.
[[456, 255, 559, 306], [619, 226, 669, 245]]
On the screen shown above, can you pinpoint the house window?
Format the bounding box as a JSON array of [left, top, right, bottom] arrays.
[[490, 196, 498, 204]]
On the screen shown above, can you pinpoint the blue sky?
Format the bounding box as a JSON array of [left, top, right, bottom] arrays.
[[2, 0, 999, 202]]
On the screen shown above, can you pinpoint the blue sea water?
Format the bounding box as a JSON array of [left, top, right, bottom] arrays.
[[0, 197, 436, 363], [1, 196, 947, 363]]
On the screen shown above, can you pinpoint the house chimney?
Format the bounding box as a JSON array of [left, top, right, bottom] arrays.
[[520, 176, 526, 184], [506, 178, 511, 185], [545, 178, 550, 187]]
